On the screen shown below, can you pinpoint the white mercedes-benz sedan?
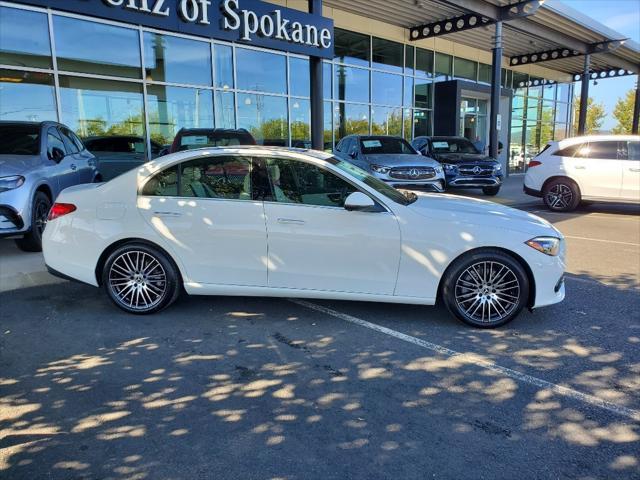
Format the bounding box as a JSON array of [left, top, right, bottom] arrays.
[[43, 146, 565, 328]]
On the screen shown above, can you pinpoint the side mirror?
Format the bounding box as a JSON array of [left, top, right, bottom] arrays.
[[344, 192, 380, 212], [349, 149, 358, 159]]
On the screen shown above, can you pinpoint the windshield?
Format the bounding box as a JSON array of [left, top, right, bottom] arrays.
[[0, 125, 40, 155], [431, 138, 479, 154], [178, 131, 254, 150], [328, 157, 415, 206], [359, 137, 417, 155]]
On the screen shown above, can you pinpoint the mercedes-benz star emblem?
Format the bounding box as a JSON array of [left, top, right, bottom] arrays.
[[410, 168, 419, 178], [473, 166, 482, 175]]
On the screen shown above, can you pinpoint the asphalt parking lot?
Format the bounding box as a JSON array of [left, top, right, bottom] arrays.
[[1, 177, 639, 480]]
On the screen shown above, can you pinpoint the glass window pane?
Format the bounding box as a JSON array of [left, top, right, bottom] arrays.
[[477, 99, 488, 115], [214, 44, 234, 90], [541, 100, 554, 123], [403, 108, 412, 140], [0, 69, 56, 122], [454, 57, 477, 81], [405, 45, 415, 74], [371, 107, 402, 136], [584, 141, 620, 160], [0, 6, 51, 68], [334, 65, 369, 104], [413, 109, 431, 137], [372, 71, 402, 106], [528, 80, 542, 98], [542, 83, 556, 100], [237, 94, 287, 146], [266, 157, 357, 207], [509, 121, 524, 173], [557, 83, 570, 103], [334, 103, 369, 140], [553, 123, 567, 141], [434, 53, 452, 80], [334, 28, 370, 67], [555, 102, 568, 124], [144, 32, 211, 86], [324, 101, 333, 150], [54, 16, 140, 78], [142, 165, 178, 196], [215, 91, 235, 129], [416, 48, 433, 77], [323, 62, 332, 100], [478, 63, 491, 84], [526, 98, 539, 122], [290, 57, 310, 97], [146, 85, 214, 151], [180, 156, 251, 199], [290, 98, 310, 147], [512, 96, 525, 119], [236, 48, 286, 94], [513, 72, 528, 95], [524, 121, 541, 158], [403, 77, 413, 107], [372, 37, 403, 73], [414, 79, 432, 109]]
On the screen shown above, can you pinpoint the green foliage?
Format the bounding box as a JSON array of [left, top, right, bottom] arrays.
[[611, 89, 636, 135], [572, 96, 606, 134]]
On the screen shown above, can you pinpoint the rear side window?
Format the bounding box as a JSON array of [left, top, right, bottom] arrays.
[[578, 141, 621, 160], [180, 156, 251, 200], [141, 165, 178, 196], [554, 143, 584, 157]]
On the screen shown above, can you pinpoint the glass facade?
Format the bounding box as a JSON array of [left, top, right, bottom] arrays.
[[0, 4, 575, 177]]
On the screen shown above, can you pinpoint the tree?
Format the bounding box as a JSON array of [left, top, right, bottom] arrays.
[[611, 88, 636, 134], [572, 96, 606, 134]]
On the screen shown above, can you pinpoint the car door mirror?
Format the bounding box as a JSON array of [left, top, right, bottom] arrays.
[[344, 192, 379, 212], [349, 148, 358, 159], [50, 147, 65, 163]]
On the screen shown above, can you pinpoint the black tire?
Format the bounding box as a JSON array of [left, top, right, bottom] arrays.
[[542, 178, 580, 212], [102, 243, 181, 314], [15, 191, 51, 252], [441, 249, 529, 328], [482, 186, 501, 196]]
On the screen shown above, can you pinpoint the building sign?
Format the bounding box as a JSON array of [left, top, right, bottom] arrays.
[[14, 0, 334, 58]]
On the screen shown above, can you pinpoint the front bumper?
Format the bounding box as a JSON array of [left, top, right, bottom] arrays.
[[447, 176, 503, 188], [0, 204, 27, 237], [385, 179, 445, 192]]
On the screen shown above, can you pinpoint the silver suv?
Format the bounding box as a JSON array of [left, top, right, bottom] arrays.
[[0, 121, 100, 251]]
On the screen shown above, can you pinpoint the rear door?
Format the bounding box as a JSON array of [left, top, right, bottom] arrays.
[[621, 140, 640, 201], [570, 141, 623, 198]]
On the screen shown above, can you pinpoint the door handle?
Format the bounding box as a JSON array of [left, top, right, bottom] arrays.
[[70, 163, 77, 171], [277, 218, 305, 225], [574, 165, 586, 170], [153, 211, 182, 217]]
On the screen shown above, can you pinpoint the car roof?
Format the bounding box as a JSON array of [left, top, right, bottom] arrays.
[[0, 120, 62, 128], [559, 135, 640, 144]]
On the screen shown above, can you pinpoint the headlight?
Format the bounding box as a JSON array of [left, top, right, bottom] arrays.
[[434, 166, 443, 174], [442, 163, 458, 173], [493, 163, 503, 173], [0, 175, 25, 193], [526, 236, 561, 256], [370, 164, 391, 174]]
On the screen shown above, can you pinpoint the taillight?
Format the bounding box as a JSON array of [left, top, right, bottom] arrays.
[[48, 203, 76, 221], [528, 160, 542, 168]]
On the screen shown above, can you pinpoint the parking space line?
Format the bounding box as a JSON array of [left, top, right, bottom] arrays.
[[563, 235, 639, 247], [290, 299, 640, 422]]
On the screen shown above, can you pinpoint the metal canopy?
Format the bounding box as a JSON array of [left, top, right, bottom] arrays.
[[323, 0, 640, 77]]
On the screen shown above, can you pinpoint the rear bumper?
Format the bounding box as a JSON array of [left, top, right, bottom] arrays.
[[524, 185, 543, 197]]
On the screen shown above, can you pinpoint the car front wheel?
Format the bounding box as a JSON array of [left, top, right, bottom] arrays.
[[102, 243, 181, 314], [15, 191, 51, 252], [543, 178, 580, 212], [442, 249, 529, 328]]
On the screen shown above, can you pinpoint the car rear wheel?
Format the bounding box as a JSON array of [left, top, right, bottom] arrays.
[[102, 243, 181, 314], [15, 192, 51, 252], [482, 186, 500, 196], [543, 178, 580, 212], [442, 249, 529, 328]]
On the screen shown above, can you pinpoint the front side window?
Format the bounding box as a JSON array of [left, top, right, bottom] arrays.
[[180, 156, 252, 200], [265, 157, 357, 207], [58, 127, 79, 154], [578, 141, 621, 160], [360, 137, 416, 155], [47, 130, 66, 161], [628, 141, 640, 161]]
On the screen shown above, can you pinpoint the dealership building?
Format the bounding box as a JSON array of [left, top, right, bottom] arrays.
[[1, 0, 639, 176]]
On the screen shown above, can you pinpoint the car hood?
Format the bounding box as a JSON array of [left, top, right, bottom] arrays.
[[0, 154, 42, 177], [364, 153, 439, 167], [433, 152, 494, 164], [407, 192, 560, 237]]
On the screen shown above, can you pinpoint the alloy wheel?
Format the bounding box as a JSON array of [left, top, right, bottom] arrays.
[[34, 198, 50, 236], [454, 261, 520, 324], [545, 183, 573, 210], [108, 250, 167, 311]]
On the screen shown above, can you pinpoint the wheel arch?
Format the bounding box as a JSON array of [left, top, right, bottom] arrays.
[[541, 175, 582, 198], [95, 238, 184, 287], [34, 182, 53, 202], [437, 246, 536, 309]]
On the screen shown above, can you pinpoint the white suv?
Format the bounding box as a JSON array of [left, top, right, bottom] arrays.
[[524, 135, 640, 211]]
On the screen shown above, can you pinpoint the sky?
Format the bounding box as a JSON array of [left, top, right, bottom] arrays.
[[559, 0, 640, 130]]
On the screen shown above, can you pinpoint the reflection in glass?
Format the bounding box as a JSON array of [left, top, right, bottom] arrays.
[[403, 77, 413, 107], [236, 48, 286, 94], [541, 100, 555, 123], [414, 79, 432, 109], [403, 108, 412, 140], [454, 57, 477, 81], [405, 46, 415, 74], [556, 83, 571, 103], [335, 103, 369, 140], [54, 16, 141, 78], [0, 69, 56, 122], [413, 109, 431, 137], [323, 62, 332, 100], [542, 83, 556, 100], [524, 121, 541, 158], [334, 28, 370, 67], [214, 44, 234, 90], [513, 72, 528, 95], [527, 98, 540, 122], [324, 101, 333, 149], [144, 32, 211, 86], [555, 102, 569, 124], [372, 37, 403, 73], [371, 107, 402, 136], [146, 85, 214, 147], [237, 94, 287, 146], [509, 121, 525, 173], [290, 98, 310, 147], [434, 53, 452, 81], [215, 91, 235, 129], [416, 48, 433, 77], [290, 57, 310, 97], [0, 7, 51, 68], [334, 65, 369, 103], [478, 63, 491, 84], [554, 123, 568, 141], [372, 71, 402, 106]]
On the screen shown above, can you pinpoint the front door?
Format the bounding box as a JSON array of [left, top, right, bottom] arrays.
[[621, 140, 640, 201], [137, 155, 268, 286], [260, 156, 401, 295], [45, 127, 78, 194], [571, 141, 623, 198]]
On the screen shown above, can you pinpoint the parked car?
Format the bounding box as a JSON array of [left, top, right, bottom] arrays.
[[169, 128, 256, 153], [0, 121, 99, 251], [412, 136, 504, 196], [335, 135, 445, 192], [83, 136, 163, 181], [43, 146, 565, 328], [524, 135, 640, 212]]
